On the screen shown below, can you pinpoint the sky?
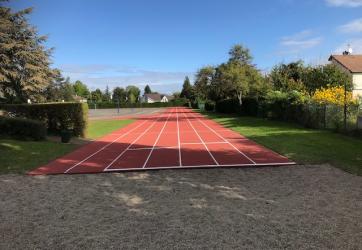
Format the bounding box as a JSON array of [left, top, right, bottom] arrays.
[[7, 0, 362, 93]]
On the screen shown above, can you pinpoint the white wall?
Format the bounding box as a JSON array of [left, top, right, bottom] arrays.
[[352, 73, 362, 97]]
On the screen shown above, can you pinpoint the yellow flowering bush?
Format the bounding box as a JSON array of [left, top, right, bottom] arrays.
[[312, 85, 355, 106]]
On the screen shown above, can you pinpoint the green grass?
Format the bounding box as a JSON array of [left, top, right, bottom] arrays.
[[204, 112, 362, 176], [0, 119, 134, 174], [87, 119, 134, 139]]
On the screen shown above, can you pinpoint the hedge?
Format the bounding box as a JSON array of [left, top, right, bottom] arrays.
[[0, 117, 46, 140], [0, 103, 88, 137]]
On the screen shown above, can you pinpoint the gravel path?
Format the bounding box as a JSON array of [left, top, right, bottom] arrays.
[[1, 164, 361, 249], [88, 108, 166, 120]]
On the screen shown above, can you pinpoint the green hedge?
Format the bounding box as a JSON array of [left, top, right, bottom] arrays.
[[0, 117, 46, 140], [0, 103, 88, 137]]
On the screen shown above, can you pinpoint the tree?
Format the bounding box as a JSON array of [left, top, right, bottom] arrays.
[[112, 87, 127, 103], [194, 66, 214, 101], [126, 85, 140, 103], [303, 64, 352, 94], [45, 69, 75, 102], [102, 85, 111, 102], [73, 80, 90, 98], [268, 61, 306, 92], [228, 44, 253, 65], [90, 89, 103, 103], [0, 4, 55, 103], [180, 76, 194, 100], [144, 85, 152, 94]]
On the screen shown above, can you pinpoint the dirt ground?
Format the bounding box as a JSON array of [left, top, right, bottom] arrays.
[[1, 164, 361, 249], [88, 108, 166, 120]]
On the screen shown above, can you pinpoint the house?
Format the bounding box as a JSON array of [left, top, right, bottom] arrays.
[[142, 93, 173, 103], [329, 54, 362, 98]]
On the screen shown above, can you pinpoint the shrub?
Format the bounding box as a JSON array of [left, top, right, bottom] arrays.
[[205, 101, 215, 111], [216, 99, 240, 113], [0, 117, 46, 140], [0, 103, 88, 137]]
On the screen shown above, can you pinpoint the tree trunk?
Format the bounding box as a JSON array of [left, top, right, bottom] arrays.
[[237, 91, 242, 106]]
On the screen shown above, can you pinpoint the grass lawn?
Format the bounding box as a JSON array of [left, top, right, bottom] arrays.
[[87, 119, 134, 139], [204, 112, 362, 176], [0, 119, 134, 174]]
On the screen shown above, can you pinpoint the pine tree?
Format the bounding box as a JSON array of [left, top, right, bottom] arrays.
[[180, 76, 194, 100], [144, 84, 152, 94], [0, 3, 55, 103]]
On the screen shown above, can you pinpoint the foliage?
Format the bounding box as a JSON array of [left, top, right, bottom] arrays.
[[269, 61, 352, 94], [144, 85, 152, 94], [73, 80, 90, 98], [0, 4, 55, 103], [0, 116, 46, 140], [90, 89, 103, 102], [312, 85, 354, 106], [1, 102, 88, 137], [112, 87, 127, 103], [45, 70, 75, 102], [194, 66, 214, 101], [180, 76, 194, 100], [211, 62, 263, 104], [268, 61, 306, 92], [102, 85, 111, 102], [126, 85, 140, 103], [228, 44, 253, 65]]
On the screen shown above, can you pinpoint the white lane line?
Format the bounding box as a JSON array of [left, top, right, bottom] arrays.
[[127, 146, 178, 151], [142, 109, 173, 168], [181, 142, 228, 145], [176, 107, 182, 166], [181, 109, 219, 165], [189, 111, 256, 164], [103, 112, 165, 171], [63, 120, 148, 173], [104, 161, 296, 172]]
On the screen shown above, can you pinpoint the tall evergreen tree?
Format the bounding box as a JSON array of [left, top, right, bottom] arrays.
[[0, 3, 55, 103], [144, 84, 152, 94], [102, 85, 111, 102], [180, 76, 194, 100]]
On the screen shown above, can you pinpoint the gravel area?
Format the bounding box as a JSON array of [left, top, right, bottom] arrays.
[[1, 164, 361, 249], [88, 108, 166, 120]]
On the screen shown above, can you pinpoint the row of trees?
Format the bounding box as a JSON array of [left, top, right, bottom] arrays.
[[180, 44, 352, 106]]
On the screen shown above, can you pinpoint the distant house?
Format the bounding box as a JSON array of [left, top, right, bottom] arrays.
[[142, 93, 173, 103], [72, 95, 87, 103], [329, 54, 362, 98]]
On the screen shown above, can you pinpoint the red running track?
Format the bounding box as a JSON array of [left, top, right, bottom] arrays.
[[29, 108, 295, 175]]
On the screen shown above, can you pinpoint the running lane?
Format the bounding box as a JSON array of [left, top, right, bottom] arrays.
[[29, 107, 295, 175]]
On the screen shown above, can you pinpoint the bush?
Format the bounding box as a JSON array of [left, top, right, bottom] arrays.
[[0, 117, 46, 140], [216, 99, 240, 113], [205, 101, 215, 111], [0, 103, 88, 137]]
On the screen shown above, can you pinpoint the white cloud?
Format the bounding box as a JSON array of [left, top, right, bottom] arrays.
[[59, 64, 193, 94], [338, 18, 362, 33], [279, 30, 322, 54], [334, 38, 362, 54], [325, 0, 362, 7]]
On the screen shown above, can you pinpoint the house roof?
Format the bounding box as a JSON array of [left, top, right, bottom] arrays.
[[144, 93, 162, 101], [329, 55, 362, 73]]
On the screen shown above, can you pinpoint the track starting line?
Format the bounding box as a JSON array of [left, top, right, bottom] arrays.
[[29, 108, 295, 175]]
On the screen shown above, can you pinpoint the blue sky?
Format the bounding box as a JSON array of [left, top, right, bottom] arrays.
[[8, 0, 362, 93]]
